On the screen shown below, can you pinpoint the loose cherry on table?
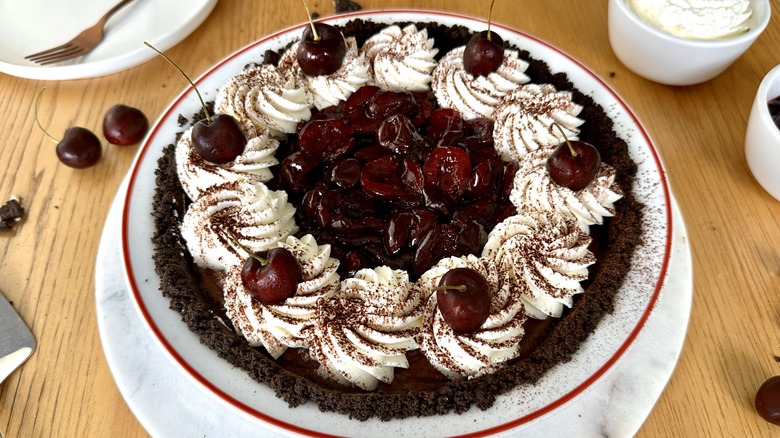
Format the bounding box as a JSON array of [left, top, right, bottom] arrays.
[[56, 127, 102, 169], [545, 124, 601, 192], [241, 247, 303, 304], [34, 88, 102, 169], [144, 42, 247, 164], [296, 0, 347, 76], [102, 104, 149, 146], [435, 267, 492, 333]]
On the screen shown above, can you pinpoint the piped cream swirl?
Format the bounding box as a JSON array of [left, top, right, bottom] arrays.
[[417, 255, 526, 379], [223, 234, 340, 359], [509, 148, 623, 229], [304, 266, 423, 390], [432, 46, 530, 120], [482, 212, 595, 319], [362, 24, 439, 91], [175, 126, 280, 200], [180, 180, 298, 271], [493, 83, 584, 162], [214, 64, 312, 135], [278, 37, 373, 110]]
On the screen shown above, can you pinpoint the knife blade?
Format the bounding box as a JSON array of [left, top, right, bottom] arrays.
[[0, 291, 35, 383]]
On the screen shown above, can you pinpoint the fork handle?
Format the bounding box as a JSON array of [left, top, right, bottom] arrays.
[[98, 0, 137, 26]]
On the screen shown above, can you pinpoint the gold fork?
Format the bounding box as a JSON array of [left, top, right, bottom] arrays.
[[25, 0, 137, 66]]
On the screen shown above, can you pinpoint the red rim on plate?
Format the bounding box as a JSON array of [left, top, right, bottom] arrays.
[[121, 9, 672, 437]]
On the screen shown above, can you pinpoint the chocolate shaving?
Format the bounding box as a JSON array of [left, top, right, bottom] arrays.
[[334, 0, 362, 13]]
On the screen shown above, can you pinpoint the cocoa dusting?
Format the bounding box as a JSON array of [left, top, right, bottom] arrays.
[[151, 19, 644, 421]]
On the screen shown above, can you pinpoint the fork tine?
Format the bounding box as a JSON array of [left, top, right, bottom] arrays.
[[25, 44, 75, 61], [33, 47, 86, 65]]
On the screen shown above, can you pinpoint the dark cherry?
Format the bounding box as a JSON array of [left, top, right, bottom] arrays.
[[298, 118, 355, 161], [326, 158, 362, 188], [56, 127, 102, 169], [384, 208, 437, 255], [423, 146, 472, 200], [280, 150, 321, 193], [360, 155, 423, 203], [768, 96, 780, 129], [463, 30, 504, 77], [366, 90, 417, 120], [191, 114, 247, 164], [241, 247, 302, 304], [436, 267, 492, 333], [378, 114, 424, 155], [756, 375, 780, 425], [297, 22, 347, 76], [424, 108, 464, 146], [102, 104, 149, 145], [546, 139, 601, 191]]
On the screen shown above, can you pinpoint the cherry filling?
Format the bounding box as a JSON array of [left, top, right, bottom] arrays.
[[268, 86, 517, 279]]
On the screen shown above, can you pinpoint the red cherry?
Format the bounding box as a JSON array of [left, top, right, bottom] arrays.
[[546, 139, 601, 191], [463, 30, 504, 77], [191, 114, 248, 164], [296, 22, 347, 76], [102, 104, 148, 145], [241, 247, 303, 304], [436, 267, 491, 333], [56, 127, 102, 169], [756, 375, 780, 425]]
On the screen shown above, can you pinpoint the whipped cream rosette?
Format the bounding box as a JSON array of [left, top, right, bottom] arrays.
[[361, 24, 439, 91], [223, 234, 340, 359], [492, 83, 584, 162], [214, 64, 312, 135], [417, 255, 526, 379], [483, 212, 595, 319], [180, 180, 298, 271], [509, 148, 624, 229], [304, 266, 424, 390], [278, 37, 373, 110], [175, 126, 280, 200], [431, 46, 531, 120]]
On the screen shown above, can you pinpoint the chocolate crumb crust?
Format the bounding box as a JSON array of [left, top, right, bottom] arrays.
[[151, 19, 644, 421]]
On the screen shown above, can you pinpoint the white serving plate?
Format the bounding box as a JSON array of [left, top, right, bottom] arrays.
[[120, 10, 673, 437]]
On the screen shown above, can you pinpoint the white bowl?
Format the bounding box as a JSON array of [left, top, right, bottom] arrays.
[[746, 64, 780, 201], [608, 0, 770, 86]]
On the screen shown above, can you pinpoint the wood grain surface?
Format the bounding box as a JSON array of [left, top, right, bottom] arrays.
[[1, 0, 779, 436]]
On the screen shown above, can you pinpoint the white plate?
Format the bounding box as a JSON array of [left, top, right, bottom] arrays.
[[121, 10, 674, 437], [0, 0, 218, 80]]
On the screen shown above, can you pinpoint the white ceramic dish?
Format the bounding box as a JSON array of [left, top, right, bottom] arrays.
[[608, 0, 770, 86], [0, 0, 218, 80], [121, 10, 673, 437], [745, 63, 780, 201]]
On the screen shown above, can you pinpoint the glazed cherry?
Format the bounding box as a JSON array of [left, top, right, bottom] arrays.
[[378, 114, 424, 155], [56, 127, 102, 169], [756, 375, 780, 425], [360, 155, 423, 203], [435, 267, 492, 333], [546, 139, 601, 191], [191, 114, 247, 164], [297, 22, 347, 76], [298, 118, 354, 161], [241, 247, 303, 304], [102, 104, 149, 145], [463, 30, 504, 77], [424, 108, 464, 146], [423, 146, 472, 199]]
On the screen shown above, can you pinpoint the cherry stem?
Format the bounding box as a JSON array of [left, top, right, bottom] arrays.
[[551, 122, 577, 157], [33, 88, 60, 144], [433, 284, 468, 293], [225, 229, 267, 265], [144, 41, 211, 124], [486, 0, 496, 41], [302, 0, 320, 42]]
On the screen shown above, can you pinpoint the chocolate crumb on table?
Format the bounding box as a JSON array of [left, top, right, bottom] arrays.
[[0, 197, 24, 233]]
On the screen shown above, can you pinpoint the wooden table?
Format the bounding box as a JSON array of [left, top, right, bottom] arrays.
[[1, 0, 779, 436]]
